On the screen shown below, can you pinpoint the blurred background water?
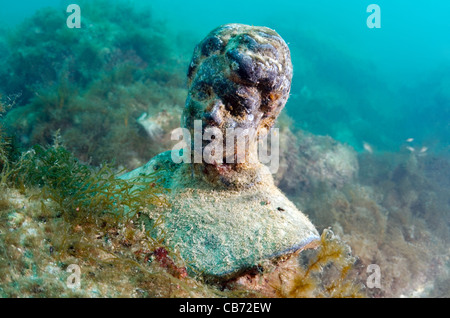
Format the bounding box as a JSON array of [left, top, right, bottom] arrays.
[[0, 0, 449, 298], [1, 0, 449, 152]]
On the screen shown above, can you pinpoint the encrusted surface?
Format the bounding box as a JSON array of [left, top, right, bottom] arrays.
[[120, 24, 319, 279], [120, 151, 319, 278], [183, 24, 293, 167]]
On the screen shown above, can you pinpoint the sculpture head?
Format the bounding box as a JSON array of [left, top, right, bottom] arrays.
[[182, 24, 293, 166]]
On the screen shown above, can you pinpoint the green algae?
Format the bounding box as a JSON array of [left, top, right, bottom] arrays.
[[8, 134, 168, 219], [1, 0, 187, 169], [0, 128, 363, 297], [274, 229, 365, 298], [0, 137, 217, 297], [0, 0, 446, 299]]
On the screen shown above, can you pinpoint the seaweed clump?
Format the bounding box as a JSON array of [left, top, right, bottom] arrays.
[[280, 228, 365, 298], [0, 136, 231, 297], [0, 0, 188, 169], [7, 133, 167, 218], [0, 100, 6, 173], [0, 129, 363, 298], [226, 228, 365, 298]]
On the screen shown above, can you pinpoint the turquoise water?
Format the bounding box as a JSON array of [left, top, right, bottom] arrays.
[[0, 0, 449, 297], [2, 0, 449, 152], [151, 0, 450, 152]]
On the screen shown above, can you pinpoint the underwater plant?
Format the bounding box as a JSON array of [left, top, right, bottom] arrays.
[[222, 228, 365, 298], [6, 133, 169, 220], [1, 0, 188, 169], [0, 136, 274, 297], [0, 135, 231, 297], [0, 98, 17, 182], [0, 107, 7, 176], [0, 0, 172, 104], [1, 0, 448, 299], [280, 229, 365, 298]]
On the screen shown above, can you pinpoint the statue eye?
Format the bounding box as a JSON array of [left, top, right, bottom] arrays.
[[201, 36, 223, 57]]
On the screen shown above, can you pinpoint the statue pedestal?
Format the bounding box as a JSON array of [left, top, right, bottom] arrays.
[[120, 151, 319, 279]]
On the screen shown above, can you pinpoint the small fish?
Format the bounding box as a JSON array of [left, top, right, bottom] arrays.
[[406, 138, 414, 143], [420, 147, 428, 153], [363, 142, 373, 154], [406, 146, 415, 152]]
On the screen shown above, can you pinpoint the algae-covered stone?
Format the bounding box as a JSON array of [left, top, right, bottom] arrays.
[[120, 23, 320, 279], [120, 151, 319, 278]]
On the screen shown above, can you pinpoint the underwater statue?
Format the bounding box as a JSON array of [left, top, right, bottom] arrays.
[[120, 24, 319, 280]]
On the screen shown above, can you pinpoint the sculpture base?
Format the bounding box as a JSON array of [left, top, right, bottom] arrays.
[[120, 151, 320, 279]]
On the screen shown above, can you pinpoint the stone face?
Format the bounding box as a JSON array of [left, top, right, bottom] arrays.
[[120, 24, 319, 279], [183, 24, 293, 170]]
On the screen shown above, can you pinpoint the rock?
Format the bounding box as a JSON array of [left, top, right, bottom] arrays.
[[276, 130, 359, 193]]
